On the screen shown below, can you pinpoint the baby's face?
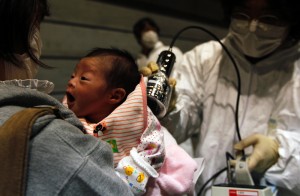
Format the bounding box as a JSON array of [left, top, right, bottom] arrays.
[[66, 57, 110, 121]]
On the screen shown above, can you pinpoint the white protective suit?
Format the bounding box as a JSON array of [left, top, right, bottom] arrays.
[[161, 34, 300, 196], [136, 41, 183, 70]]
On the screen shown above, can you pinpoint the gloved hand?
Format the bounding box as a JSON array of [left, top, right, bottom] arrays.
[[139, 61, 159, 77], [139, 66, 152, 76], [167, 77, 177, 113], [233, 133, 279, 173]]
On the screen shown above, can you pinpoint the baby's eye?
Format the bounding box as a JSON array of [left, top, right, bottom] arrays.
[[80, 76, 89, 81], [70, 74, 75, 79]]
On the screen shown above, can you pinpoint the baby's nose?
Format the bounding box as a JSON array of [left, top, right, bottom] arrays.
[[67, 78, 76, 88]]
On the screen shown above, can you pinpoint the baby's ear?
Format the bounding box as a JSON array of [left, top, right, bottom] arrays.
[[108, 88, 126, 104]]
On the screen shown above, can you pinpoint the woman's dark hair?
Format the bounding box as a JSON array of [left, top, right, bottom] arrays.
[[133, 17, 160, 41], [0, 0, 50, 67], [85, 47, 141, 100], [221, 0, 300, 40]]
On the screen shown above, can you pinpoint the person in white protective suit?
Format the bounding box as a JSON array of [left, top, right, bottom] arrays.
[[133, 17, 183, 70], [161, 0, 300, 195]]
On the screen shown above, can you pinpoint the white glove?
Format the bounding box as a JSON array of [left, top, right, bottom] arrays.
[[234, 133, 279, 173]]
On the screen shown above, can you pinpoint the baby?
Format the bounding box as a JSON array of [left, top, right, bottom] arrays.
[[64, 47, 197, 195]]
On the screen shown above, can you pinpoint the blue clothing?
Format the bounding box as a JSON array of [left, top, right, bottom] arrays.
[[0, 84, 133, 196]]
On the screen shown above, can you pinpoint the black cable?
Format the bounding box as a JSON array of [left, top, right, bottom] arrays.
[[170, 25, 243, 144], [197, 167, 227, 196], [226, 152, 235, 160]]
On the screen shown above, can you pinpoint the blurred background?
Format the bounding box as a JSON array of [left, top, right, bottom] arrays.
[[37, 0, 228, 100]]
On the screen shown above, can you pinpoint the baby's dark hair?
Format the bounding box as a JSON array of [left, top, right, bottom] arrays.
[[85, 47, 141, 98], [221, 0, 300, 41]]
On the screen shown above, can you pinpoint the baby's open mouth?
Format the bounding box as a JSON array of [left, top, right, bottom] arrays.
[[66, 91, 75, 104]]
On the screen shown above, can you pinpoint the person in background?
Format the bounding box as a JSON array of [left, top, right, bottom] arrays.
[[64, 47, 197, 195], [133, 17, 183, 71], [161, 0, 300, 195], [0, 0, 134, 195]]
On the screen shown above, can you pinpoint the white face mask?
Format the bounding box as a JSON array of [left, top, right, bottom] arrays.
[[30, 28, 43, 59], [229, 18, 289, 58], [141, 30, 159, 49]]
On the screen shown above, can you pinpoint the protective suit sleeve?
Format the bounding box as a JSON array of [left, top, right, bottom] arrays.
[[265, 129, 300, 194], [172, 46, 184, 69], [161, 47, 204, 143], [264, 71, 300, 195]]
